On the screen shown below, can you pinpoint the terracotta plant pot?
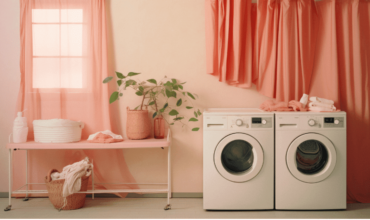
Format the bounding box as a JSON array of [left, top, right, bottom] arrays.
[[126, 107, 151, 140]]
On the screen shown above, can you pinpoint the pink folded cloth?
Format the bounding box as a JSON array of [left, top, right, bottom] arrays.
[[260, 100, 307, 112], [87, 133, 124, 143]]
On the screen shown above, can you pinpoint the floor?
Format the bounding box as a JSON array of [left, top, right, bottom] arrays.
[[1, 198, 370, 219]]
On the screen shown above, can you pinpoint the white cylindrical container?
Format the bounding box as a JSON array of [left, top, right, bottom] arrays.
[[13, 112, 28, 143], [299, 94, 309, 108], [33, 119, 84, 143]]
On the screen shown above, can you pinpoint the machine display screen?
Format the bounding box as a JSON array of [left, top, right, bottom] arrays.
[[324, 117, 335, 123], [252, 118, 262, 124]]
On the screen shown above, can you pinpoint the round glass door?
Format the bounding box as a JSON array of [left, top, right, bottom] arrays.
[[287, 133, 337, 183], [214, 133, 264, 182]]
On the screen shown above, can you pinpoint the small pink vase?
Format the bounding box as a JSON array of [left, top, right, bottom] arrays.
[[126, 107, 151, 140], [154, 116, 165, 139]]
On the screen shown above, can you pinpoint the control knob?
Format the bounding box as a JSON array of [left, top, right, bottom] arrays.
[[334, 119, 339, 125], [308, 119, 316, 126], [236, 119, 243, 126], [262, 119, 267, 125]]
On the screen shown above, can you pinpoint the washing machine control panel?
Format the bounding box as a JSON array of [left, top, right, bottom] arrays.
[[276, 114, 346, 130], [323, 117, 345, 128], [228, 116, 273, 129]]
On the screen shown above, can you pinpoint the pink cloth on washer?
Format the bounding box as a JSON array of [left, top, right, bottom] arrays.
[[260, 100, 307, 112]]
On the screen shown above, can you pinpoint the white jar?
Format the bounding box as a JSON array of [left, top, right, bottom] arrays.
[[13, 112, 28, 143]]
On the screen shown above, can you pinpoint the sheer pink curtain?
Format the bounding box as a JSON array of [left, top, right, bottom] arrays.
[[206, 0, 370, 202], [15, 0, 137, 196]]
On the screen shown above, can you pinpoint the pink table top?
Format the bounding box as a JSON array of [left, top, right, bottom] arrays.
[[6, 139, 170, 150]]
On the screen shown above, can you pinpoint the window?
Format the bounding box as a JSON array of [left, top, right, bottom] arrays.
[[32, 9, 84, 88]]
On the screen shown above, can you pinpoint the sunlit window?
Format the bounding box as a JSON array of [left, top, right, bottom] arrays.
[[32, 9, 84, 88]]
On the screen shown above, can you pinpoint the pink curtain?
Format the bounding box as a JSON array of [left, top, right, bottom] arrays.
[[310, 0, 370, 203], [15, 0, 137, 196], [205, 0, 257, 88], [206, 0, 370, 203]]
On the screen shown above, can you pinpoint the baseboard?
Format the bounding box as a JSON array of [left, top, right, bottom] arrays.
[[0, 192, 203, 198]]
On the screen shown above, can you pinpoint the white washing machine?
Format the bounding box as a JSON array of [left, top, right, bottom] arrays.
[[203, 108, 274, 210], [275, 112, 346, 210]]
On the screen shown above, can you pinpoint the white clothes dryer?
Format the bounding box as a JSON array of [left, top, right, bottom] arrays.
[[275, 112, 346, 210], [203, 108, 274, 210]]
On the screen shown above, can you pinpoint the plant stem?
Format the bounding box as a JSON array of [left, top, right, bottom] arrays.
[[140, 93, 146, 110]]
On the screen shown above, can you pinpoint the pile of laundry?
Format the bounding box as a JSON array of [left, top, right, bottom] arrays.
[[50, 157, 93, 209], [260, 94, 339, 112]]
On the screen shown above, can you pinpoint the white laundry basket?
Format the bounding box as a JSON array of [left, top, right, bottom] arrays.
[[33, 119, 84, 143]]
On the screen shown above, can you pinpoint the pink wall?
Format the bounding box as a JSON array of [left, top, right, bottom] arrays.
[[0, 0, 270, 193]]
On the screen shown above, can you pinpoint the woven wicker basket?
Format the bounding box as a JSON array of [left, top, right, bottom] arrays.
[[45, 169, 89, 210], [126, 107, 151, 139]]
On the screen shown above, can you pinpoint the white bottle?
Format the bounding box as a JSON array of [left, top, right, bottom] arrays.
[[13, 112, 28, 143]]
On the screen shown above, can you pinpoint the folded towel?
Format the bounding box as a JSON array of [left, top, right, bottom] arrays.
[[309, 106, 335, 112], [308, 102, 336, 110], [309, 97, 334, 105], [88, 130, 124, 143]]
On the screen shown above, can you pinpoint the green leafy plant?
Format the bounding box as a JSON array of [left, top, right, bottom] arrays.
[[103, 72, 201, 131]]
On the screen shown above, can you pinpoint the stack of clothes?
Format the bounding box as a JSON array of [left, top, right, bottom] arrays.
[[260, 94, 339, 112], [308, 97, 337, 112]]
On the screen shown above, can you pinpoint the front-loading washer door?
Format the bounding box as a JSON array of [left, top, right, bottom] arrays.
[[214, 133, 264, 183], [286, 133, 337, 183]]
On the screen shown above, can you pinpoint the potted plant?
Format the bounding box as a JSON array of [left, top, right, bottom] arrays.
[[103, 72, 201, 139]]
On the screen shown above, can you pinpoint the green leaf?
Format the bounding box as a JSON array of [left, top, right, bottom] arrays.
[[160, 108, 165, 113], [197, 110, 202, 116], [174, 117, 184, 121], [164, 81, 172, 87], [178, 85, 183, 90], [187, 92, 195, 100], [149, 101, 155, 105], [163, 103, 168, 109], [125, 80, 137, 88], [134, 105, 140, 110], [173, 85, 179, 90], [181, 82, 186, 84], [116, 72, 125, 79], [192, 127, 200, 131], [189, 117, 198, 122], [139, 86, 144, 92], [172, 79, 177, 84], [152, 112, 157, 118], [170, 123, 174, 125], [186, 106, 193, 109], [147, 79, 157, 84], [194, 111, 198, 118], [119, 93, 123, 97], [117, 80, 122, 86], [127, 72, 140, 76], [182, 92, 186, 96], [103, 76, 113, 83], [165, 89, 177, 98], [109, 91, 119, 104], [136, 91, 143, 96], [169, 109, 179, 116], [176, 99, 182, 107]]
